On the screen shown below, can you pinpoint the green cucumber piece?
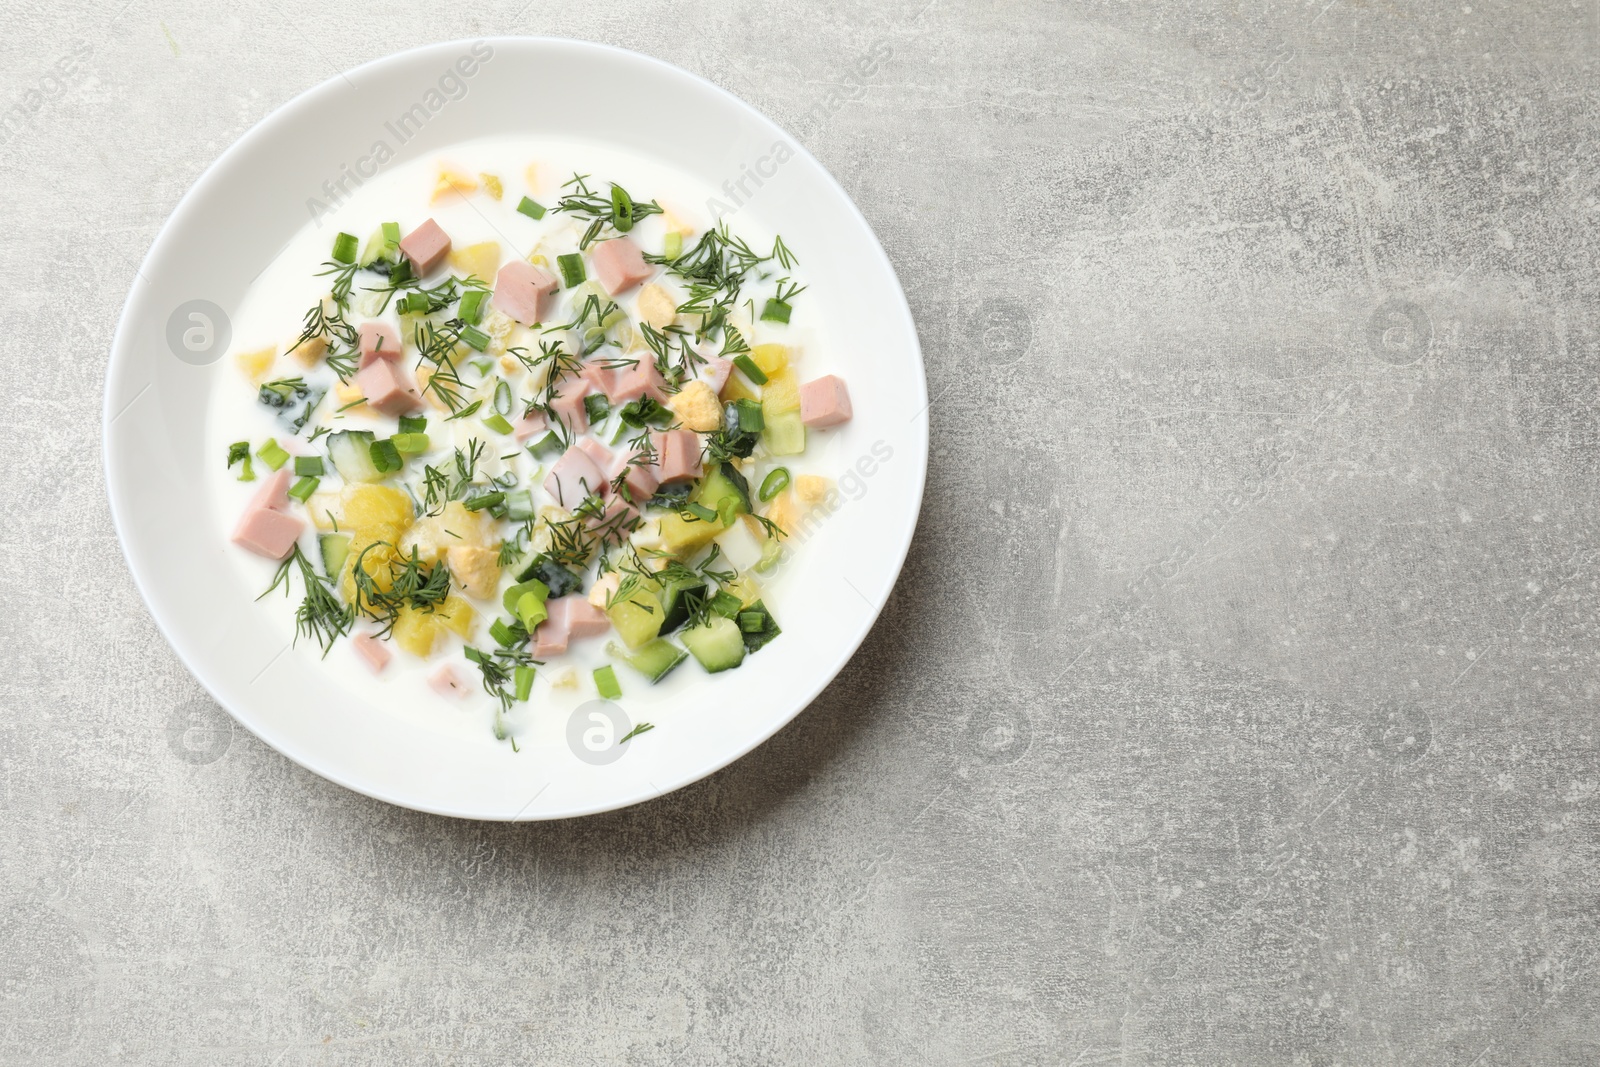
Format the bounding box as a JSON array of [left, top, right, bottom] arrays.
[[656, 575, 707, 635], [680, 616, 746, 673], [606, 639, 689, 684], [318, 533, 351, 578], [694, 461, 750, 517], [326, 430, 382, 483], [607, 585, 664, 651], [740, 599, 782, 654], [515, 555, 583, 598]]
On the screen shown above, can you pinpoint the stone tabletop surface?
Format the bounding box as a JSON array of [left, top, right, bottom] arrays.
[[5, 1, 1600, 1064]]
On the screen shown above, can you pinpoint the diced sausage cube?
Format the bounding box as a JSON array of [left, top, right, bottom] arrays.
[[590, 236, 652, 295], [549, 378, 591, 434], [352, 633, 391, 674], [564, 596, 612, 638], [651, 429, 703, 484], [490, 260, 559, 325], [799, 375, 852, 428], [247, 467, 293, 512], [231, 506, 304, 560], [429, 663, 469, 699], [544, 446, 607, 508], [610, 359, 669, 404], [512, 410, 548, 442], [399, 218, 452, 276], [356, 356, 422, 415], [357, 322, 400, 367]]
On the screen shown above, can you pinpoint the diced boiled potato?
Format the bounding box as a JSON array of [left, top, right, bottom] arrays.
[[794, 475, 832, 508], [668, 380, 722, 432], [334, 381, 369, 415], [340, 526, 404, 608], [637, 284, 678, 329], [432, 166, 478, 202], [659, 511, 724, 556], [437, 595, 475, 638], [290, 335, 328, 367], [343, 485, 414, 529], [479, 173, 503, 200], [550, 667, 578, 690], [762, 368, 799, 413], [446, 544, 500, 600], [235, 345, 276, 381], [448, 241, 501, 284], [588, 571, 621, 609], [392, 605, 438, 657], [307, 492, 342, 530], [750, 344, 788, 377], [722, 373, 760, 404], [402, 501, 491, 562], [763, 489, 804, 538]]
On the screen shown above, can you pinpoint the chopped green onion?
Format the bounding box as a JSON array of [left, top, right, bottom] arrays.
[[529, 432, 563, 459], [583, 393, 611, 424], [516, 591, 548, 631], [381, 221, 401, 244], [718, 497, 738, 527], [732, 354, 769, 385], [463, 490, 505, 512], [732, 398, 765, 433], [503, 578, 550, 614], [369, 438, 402, 473], [514, 665, 535, 702], [593, 664, 622, 699], [684, 502, 718, 523], [236, 455, 255, 482], [482, 413, 514, 436], [226, 441, 254, 481], [759, 467, 791, 502], [459, 324, 490, 352], [489, 618, 518, 647], [288, 475, 320, 503], [493, 379, 513, 416], [470, 360, 493, 377], [610, 420, 632, 445], [739, 610, 768, 633], [399, 414, 427, 434], [392, 432, 430, 454], [710, 590, 743, 619], [331, 232, 359, 264], [557, 253, 585, 288], [459, 288, 487, 325], [516, 196, 546, 220], [257, 438, 289, 471], [445, 399, 483, 421], [293, 455, 324, 477], [610, 185, 635, 232], [760, 299, 792, 324], [662, 232, 682, 260], [505, 489, 535, 521]]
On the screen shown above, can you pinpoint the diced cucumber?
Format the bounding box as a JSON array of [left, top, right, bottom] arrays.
[[607, 585, 664, 651], [739, 599, 782, 654], [318, 533, 351, 578], [606, 639, 688, 684], [659, 511, 723, 556], [694, 462, 750, 517], [327, 430, 383, 483], [763, 410, 806, 456], [515, 554, 583, 598], [358, 225, 399, 267], [680, 616, 746, 673], [656, 575, 707, 634]]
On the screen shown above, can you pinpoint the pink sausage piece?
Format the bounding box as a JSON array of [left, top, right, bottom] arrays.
[[491, 260, 558, 325], [232, 506, 303, 561], [575, 437, 614, 474], [549, 378, 591, 434], [544, 446, 607, 509], [429, 663, 470, 699], [610, 359, 670, 404], [531, 597, 572, 658], [586, 495, 639, 544], [608, 443, 660, 503], [399, 218, 452, 276], [564, 597, 612, 638], [512, 410, 548, 443], [356, 357, 421, 416], [799, 375, 853, 428], [352, 633, 391, 674], [651, 429, 703, 485], [589, 236, 652, 295], [357, 322, 400, 368], [699, 357, 732, 396], [580, 360, 620, 401], [247, 467, 293, 512]]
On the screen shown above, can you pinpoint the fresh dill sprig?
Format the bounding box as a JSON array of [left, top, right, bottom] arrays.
[[617, 722, 654, 745], [257, 543, 353, 656], [316, 260, 361, 307], [350, 543, 452, 636], [553, 173, 664, 249]]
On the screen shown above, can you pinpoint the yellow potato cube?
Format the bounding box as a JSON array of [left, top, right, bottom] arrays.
[[437, 595, 475, 638], [431, 166, 478, 202], [446, 544, 500, 600], [750, 344, 788, 377], [659, 511, 724, 556], [794, 475, 832, 508], [334, 381, 369, 416], [637, 284, 678, 329], [340, 527, 404, 608], [235, 345, 275, 381], [762, 368, 800, 414], [290, 335, 327, 367], [479, 173, 503, 200], [448, 241, 501, 284], [342, 485, 414, 530], [668, 380, 723, 432], [392, 605, 439, 658], [307, 492, 342, 531], [722, 373, 759, 404]]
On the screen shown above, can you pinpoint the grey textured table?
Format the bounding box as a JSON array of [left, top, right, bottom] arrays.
[[5, 2, 1599, 1063]]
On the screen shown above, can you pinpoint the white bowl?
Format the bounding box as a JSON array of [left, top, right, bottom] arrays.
[[104, 37, 927, 820]]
